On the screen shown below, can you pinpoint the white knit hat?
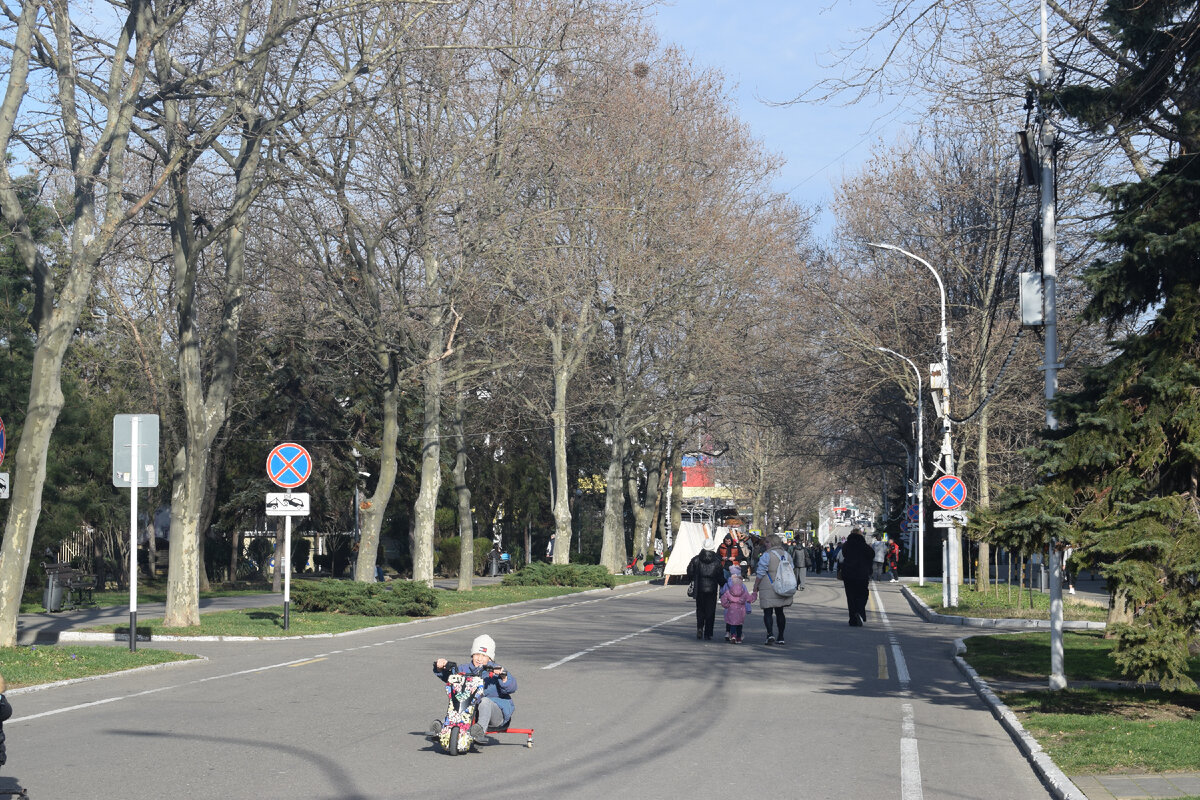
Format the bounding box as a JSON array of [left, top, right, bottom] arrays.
[[471, 634, 496, 660]]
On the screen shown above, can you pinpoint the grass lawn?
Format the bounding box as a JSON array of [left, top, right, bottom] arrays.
[[0, 645, 199, 689], [960, 630, 1200, 683], [83, 582, 609, 638], [908, 583, 1108, 622], [960, 631, 1200, 776], [1003, 688, 1200, 774]]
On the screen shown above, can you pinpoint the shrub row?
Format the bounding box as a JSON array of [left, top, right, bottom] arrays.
[[500, 562, 615, 588], [290, 579, 439, 617]]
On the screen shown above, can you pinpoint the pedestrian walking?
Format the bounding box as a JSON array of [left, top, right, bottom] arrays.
[[720, 565, 756, 643], [871, 534, 888, 580], [686, 539, 726, 640], [752, 534, 794, 645], [839, 528, 874, 626], [791, 540, 809, 590], [885, 538, 900, 582]]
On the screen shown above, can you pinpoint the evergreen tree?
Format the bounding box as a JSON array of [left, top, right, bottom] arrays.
[[988, 1, 1200, 689]]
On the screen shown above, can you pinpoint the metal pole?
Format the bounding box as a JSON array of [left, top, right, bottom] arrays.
[[284, 490, 292, 630], [129, 416, 139, 652], [877, 347, 925, 587], [870, 245, 950, 596], [1040, 0, 1066, 691]]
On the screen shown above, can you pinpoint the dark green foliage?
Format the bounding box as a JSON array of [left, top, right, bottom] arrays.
[[289, 578, 438, 617], [434, 536, 492, 577], [500, 562, 615, 588], [983, 1, 1200, 690]]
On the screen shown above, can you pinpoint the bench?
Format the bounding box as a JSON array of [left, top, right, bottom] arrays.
[[62, 569, 96, 609]]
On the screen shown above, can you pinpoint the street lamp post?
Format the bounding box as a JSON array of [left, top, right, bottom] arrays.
[[870, 242, 959, 606], [877, 347, 925, 587]]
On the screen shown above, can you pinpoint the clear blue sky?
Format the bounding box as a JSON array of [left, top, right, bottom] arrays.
[[650, 1, 909, 237]]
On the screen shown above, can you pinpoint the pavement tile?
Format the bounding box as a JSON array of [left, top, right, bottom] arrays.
[[1128, 777, 1184, 797]]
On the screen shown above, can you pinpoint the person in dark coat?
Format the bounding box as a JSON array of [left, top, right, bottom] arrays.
[[838, 528, 875, 626], [0, 673, 11, 767], [686, 540, 727, 640]]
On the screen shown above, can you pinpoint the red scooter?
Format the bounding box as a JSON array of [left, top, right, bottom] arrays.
[[621, 552, 665, 577]]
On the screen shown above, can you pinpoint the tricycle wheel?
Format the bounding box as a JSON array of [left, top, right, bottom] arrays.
[[449, 726, 460, 756]]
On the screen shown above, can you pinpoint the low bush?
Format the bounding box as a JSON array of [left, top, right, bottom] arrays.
[[501, 562, 615, 588], [290, 578, 439, 617], [435, 536, 493, 577]]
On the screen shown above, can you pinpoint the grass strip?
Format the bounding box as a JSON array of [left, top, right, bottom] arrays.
[[0, 645, 199, 689], [961, 630, 1186, 683], [1001, 688, 1200, 774], [909, 583, 1108, 622], [84, 583, 605, 638]]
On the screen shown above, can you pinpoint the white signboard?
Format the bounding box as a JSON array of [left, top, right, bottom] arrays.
[[266, 492, 310, 516], [0, 472, 7, 500], [933, 510, 968, 527]]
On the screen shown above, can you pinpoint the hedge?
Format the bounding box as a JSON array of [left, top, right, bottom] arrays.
[[289, 578, 439, 617], [500, 562, 615, 588]]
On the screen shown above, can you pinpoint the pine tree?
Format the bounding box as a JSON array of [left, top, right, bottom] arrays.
[[990, 1, 1200, 689]]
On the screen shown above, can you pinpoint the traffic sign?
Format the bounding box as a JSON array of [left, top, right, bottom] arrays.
[[266, 492, 310, 516], [906, 504, 919, 522], [112, 414, 160, 487], [932, 475, 966, 510], [933, 509, 968, 527], [0, 415, 5, 468], [0, 473, 7, 499], [267, 443, 312, 489]]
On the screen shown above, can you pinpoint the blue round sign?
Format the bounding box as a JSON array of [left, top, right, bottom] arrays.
[[932, 475, 966, 510], [267, 443, 312, 489]]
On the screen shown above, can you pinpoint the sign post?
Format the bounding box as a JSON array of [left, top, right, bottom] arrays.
[[266, 443, 312, 630], [113, 414, 160, 651]]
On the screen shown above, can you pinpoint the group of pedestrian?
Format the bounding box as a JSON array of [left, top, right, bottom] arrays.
[[689, 525, 904, 635], [687, 533, 796, 645]]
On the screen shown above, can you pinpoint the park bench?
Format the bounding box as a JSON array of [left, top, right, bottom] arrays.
[[63, 569, 96, 609]]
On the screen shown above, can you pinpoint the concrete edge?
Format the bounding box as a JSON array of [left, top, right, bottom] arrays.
[[60, 580, 655, 643], [953, 638, 1088, 800], [6, 653, 210, 697], [900, 584, 1106, 630]]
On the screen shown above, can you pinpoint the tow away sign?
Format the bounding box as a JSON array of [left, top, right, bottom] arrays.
[[266, 492, 310, 516], [933, 510, 968, 527]]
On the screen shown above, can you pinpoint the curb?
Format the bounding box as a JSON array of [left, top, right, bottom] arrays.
[[58, 581, 653, 643], [900, 584, 1106, 630], [953, 638, 1088, 800]]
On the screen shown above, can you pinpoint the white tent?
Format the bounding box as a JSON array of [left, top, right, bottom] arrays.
[[664, 521, 717, 580]]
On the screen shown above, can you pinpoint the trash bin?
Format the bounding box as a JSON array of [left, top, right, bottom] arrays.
[[43, 569, 64, 612]]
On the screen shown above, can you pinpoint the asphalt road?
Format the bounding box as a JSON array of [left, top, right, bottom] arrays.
[[2, 576, 1053, 799]]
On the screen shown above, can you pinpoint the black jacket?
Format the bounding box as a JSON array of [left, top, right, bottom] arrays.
[[686, 549, 726, 595], [839, 533, 874, 583]]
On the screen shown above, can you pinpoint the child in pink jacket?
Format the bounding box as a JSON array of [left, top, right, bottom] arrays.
[[720, 565, 757, 643]]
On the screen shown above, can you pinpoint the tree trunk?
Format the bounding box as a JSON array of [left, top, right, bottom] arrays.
[[550, 362, 573, 564], [1106, 585, 1133, 630], [454, 379, 475, 591], [411, 279, 445, 584], [355, 361, 401, 582], [669, 445, 683, 544], [600, 421, 628, 573], [976, 373, 991, 593]]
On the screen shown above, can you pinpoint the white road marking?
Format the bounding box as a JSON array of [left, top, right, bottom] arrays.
[[901, 703, 923, 800], [542, 612, 692, 669], [873, 581, 923, 800]]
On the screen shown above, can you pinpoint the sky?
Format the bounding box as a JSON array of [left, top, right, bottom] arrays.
[[648, 0, 911, 238]]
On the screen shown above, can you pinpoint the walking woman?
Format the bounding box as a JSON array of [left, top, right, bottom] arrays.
[[686, 539, 726, 640], [839, 528, 874, 625], [752, 534, 794, 645]]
